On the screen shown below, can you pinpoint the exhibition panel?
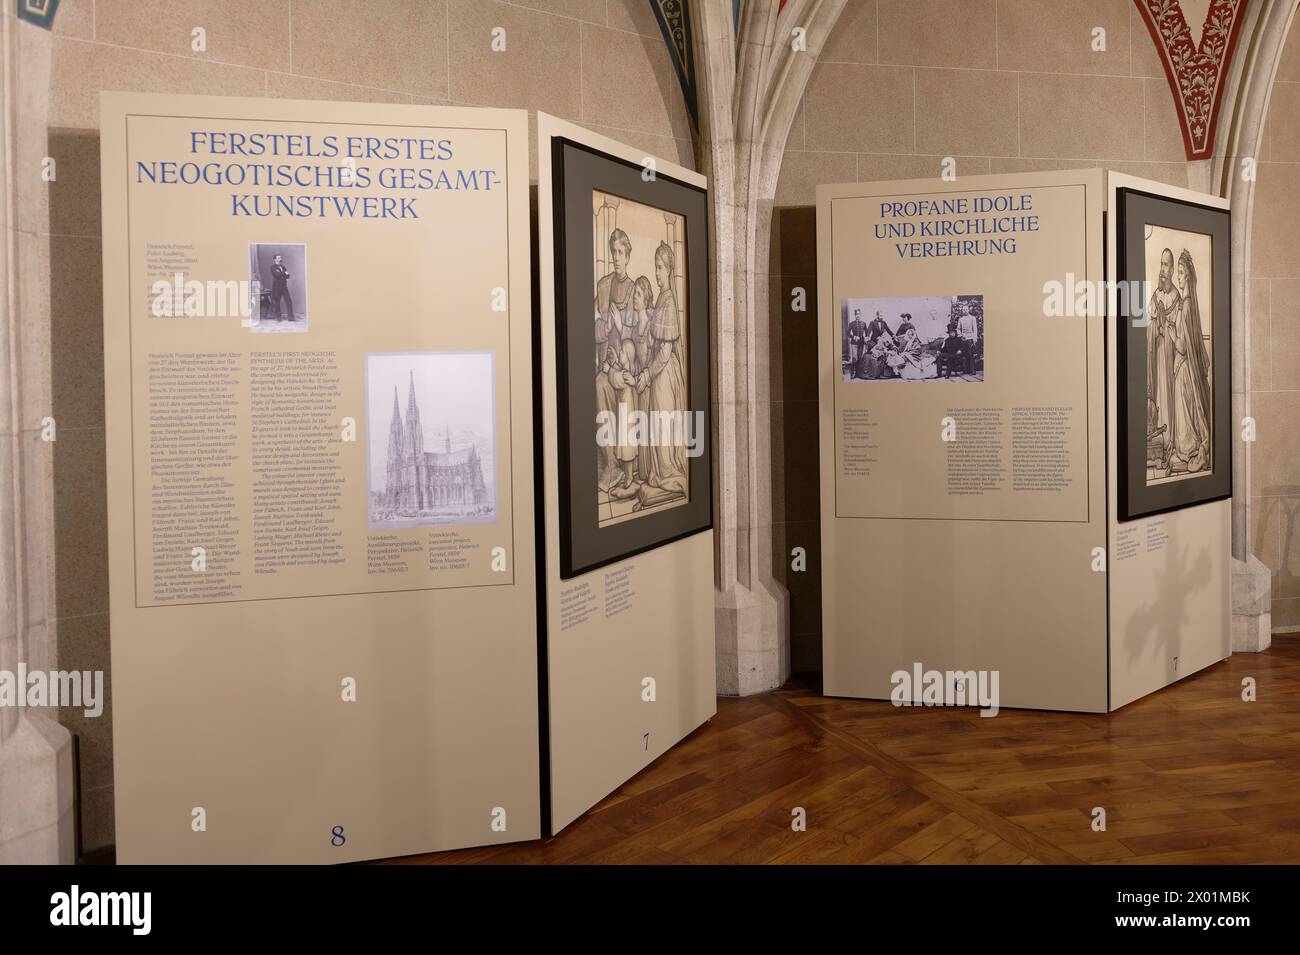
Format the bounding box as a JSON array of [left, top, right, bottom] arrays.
[[536, 115, 716, 834], [8, 0, 1296, 892], [100, 95, 540, 862], [816, 171, 1109, 712], [1106, 173, 1231, 710]]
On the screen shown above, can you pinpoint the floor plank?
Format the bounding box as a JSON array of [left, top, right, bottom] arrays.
[[385, 637, 1300, 865]]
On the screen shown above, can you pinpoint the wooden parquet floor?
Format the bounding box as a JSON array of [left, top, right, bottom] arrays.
[[387, 637, 1300, 865]]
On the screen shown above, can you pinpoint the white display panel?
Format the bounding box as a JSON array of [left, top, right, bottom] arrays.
[[101, 93, 540, 862], [817, 170, 1109, 712]]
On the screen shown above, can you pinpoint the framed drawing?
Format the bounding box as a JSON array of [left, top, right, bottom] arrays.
[[1115, 187, 1231, 521], [551, 137, 712, 578]]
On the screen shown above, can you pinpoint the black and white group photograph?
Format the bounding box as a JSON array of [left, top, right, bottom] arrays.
[[840, 294, 985, 382]]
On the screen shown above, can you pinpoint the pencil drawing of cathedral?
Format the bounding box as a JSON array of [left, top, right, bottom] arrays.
[[384, 372, 489, 508], [366, 352, 497, 528]]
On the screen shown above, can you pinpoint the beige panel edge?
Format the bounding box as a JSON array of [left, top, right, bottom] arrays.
[[101, 93, 540, 862], [816, 170, 1108, 713], [1104, 172, 1231, 711], [535, 114, 715, 834]]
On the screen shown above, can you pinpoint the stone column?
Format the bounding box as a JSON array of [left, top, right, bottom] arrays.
[[691, 0, 845, 694], [0, 7, 75, 864], [1200, 0, 1298, 651]]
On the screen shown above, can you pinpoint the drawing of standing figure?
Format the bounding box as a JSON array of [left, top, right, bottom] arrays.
[[608, 276, 655, 500], [636, 241, 688, 508], [1146, 248, 1179, 470], [1168, 248, 1212, 474], [595, 228, 635, 486]]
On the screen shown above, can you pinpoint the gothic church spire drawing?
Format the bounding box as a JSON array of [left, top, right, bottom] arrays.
[[382, 368, 489, 513]]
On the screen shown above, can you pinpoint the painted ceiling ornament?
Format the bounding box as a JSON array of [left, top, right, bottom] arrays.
[[650, 0, 699, 130], [17, 0, 60, 30], [1135, 0, 1251, 160]]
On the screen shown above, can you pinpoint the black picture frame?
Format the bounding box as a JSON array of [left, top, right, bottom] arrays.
[[1115, 187, 1231, 522], [551, 137, 712, 579]]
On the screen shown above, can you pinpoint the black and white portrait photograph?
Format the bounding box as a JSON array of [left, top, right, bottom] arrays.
[[840, 295, 984, 382], [365, 351, 497, 530], [249, 242, 307, 333], [1143, 226, 1213, 486]]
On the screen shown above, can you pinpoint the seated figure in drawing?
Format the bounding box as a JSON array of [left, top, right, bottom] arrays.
[[1167, 249, 1211, 475]]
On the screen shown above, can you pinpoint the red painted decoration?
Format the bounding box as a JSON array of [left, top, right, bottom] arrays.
[[1135, 0, 1250, 160]]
